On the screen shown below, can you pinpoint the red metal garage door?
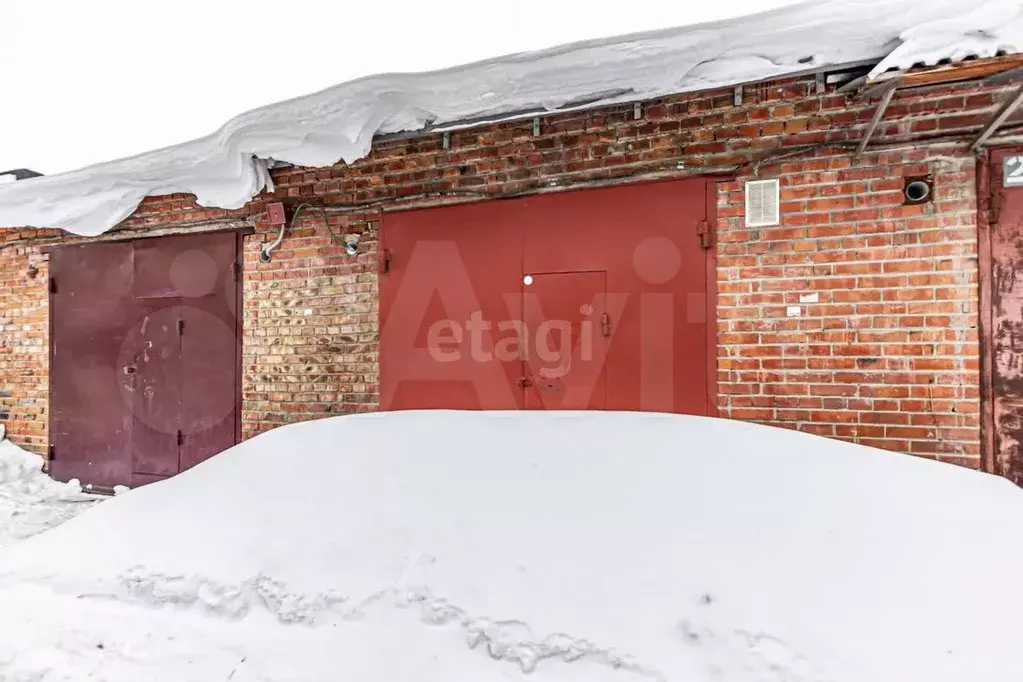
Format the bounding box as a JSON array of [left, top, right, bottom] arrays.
[[380, 179, 717, 415], [49, 232, 241, 490]]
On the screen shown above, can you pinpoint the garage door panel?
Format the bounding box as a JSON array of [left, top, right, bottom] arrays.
[[128, 303, 182, 477], [135, 231, 234, 300], [381, 179, 714, 416], [50, 242, 135, 488], [381, 202, 525, 411], [521, 181, 709, 285], [180, 300, 239, 472], [49, 233, 240, 490], [177, 233, 240, 472], [523, 180, 711, 415]]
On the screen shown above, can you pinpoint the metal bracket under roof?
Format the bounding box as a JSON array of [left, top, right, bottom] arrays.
[[972, 82, 1023, 151], [856, 78, 902, 160]]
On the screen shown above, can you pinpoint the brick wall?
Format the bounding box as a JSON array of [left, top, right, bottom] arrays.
[[0, 241, 49, 452], [0, 72, 1011, 466], [240, 216, 379, 441], [717, 148, 980, 465]]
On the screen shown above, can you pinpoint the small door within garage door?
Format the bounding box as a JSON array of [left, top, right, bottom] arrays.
[[380, 179, 716, 415], [522, 271, 608, 410], [49, 232, 241, 490]]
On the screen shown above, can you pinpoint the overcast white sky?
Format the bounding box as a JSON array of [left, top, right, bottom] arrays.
[[1, 0, 803, 175]]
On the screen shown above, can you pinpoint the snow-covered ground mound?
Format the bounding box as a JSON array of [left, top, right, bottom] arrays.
[[0, 411, 1021, 681], [0, 435, 100, 548]]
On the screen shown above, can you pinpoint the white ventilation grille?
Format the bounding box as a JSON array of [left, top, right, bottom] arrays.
[[745, 179, 781, 227]]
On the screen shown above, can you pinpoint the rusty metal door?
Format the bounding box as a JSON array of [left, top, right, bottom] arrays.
[[522, 271, 608, 409], [984, 148, 1023, 485], [50, 232, 240, 490]]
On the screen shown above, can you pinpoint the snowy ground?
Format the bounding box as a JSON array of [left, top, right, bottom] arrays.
[[0, 436, 101, 549], [0, 412, 1022, 682]]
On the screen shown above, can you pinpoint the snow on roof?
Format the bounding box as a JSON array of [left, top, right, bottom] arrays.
[[2, 0, 1022, 237], [0, 412, 1021, 680]]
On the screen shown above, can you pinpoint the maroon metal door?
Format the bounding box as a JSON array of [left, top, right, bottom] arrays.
[[177, 234, 240, 474], [522, 271, 608, 409], [49, 242, 135, 488], [50, 232, 240, 489], [984, 148, 1023, 485]]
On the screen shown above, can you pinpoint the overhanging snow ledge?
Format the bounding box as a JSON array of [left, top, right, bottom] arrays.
[[0, 0, 1021, 236]]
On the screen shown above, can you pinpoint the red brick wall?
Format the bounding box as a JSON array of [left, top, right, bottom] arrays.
[[717, 149, 980, 466], [0, 241, 50, 452], [240, 217, 379, 440], [0, 72, 1010, 466]]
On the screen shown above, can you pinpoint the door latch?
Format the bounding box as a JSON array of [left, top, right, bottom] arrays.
[[517, 376, 534, 388], [601, 312, 613, 340], [176, 430, 184, 447]]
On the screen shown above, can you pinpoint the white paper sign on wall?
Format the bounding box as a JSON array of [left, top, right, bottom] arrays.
[[1005, 156, 1023, 187]]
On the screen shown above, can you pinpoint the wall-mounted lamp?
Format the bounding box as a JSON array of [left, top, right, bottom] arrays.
[[259, 203, 367, 263], [343, 233, 360, 257]]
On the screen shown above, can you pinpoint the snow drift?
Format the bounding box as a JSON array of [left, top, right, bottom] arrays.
[[0, 411, 1021, 682], [1, 0, 1023, 236], [0, 436, 99, 548]]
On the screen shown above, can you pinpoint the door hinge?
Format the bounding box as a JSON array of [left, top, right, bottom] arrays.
[[176, 429, 184, 447], [601, 312, 613, 340], [232, 261, 241, 281], [48, 277, 57, 294], [48, 443, 55, 461], [990, 191, 1005, 226], [379, 248, 392, 274], [696, 220, 714, 249], [177, 319, 185, 336]]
